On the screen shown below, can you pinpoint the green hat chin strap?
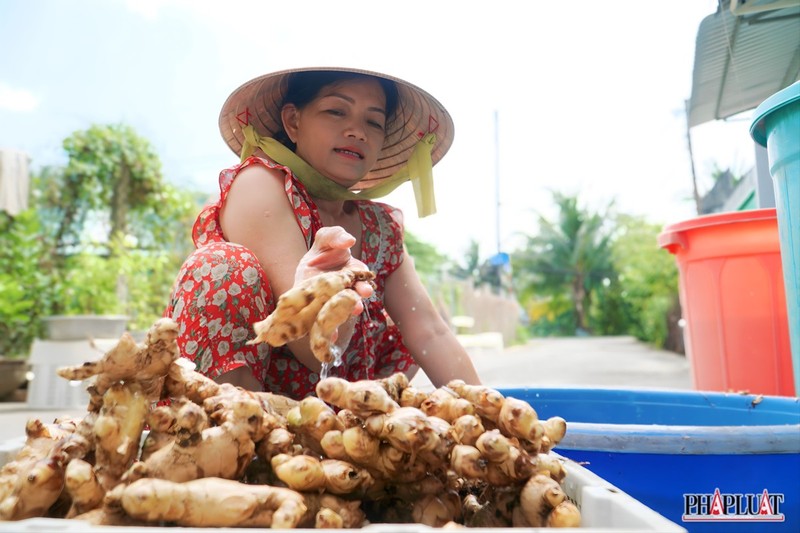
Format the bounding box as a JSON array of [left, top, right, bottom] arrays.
[[240, 125, 437, 217]]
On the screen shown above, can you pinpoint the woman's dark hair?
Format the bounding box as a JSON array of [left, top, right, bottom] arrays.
[[275, 71, 399, 150]]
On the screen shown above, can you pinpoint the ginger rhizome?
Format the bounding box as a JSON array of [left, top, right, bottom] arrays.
[[249, 269, 376, 364], [0, 317, 580, 529]]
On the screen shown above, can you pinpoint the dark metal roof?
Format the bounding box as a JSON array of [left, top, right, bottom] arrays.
[[687, 0, 800, 127]]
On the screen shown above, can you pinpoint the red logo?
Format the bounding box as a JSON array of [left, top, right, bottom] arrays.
[[683, 488, 785, 522]]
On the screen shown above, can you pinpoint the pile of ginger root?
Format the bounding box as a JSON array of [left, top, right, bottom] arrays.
[[0, 315, 581, 529]]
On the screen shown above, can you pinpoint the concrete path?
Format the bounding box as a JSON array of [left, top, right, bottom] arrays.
[[0, 336, 693, 447], [411, 334, 692, 391]]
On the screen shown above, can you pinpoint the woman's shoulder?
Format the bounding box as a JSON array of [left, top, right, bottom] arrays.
[[219, 156, 290, 194]]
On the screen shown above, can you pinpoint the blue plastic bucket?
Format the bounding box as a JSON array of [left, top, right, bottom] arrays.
[[500, 387, 800, 533], [751, 81, 800, 396]]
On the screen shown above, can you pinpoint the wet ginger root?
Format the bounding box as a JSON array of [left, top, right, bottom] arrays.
[[317, 376, 399, 417], [92, 382, 149, 491], [412, 492, 462, 527], [0, 420, 89, 520], [249, 269, 374, 349], [271, 454, 326, 492], [376, 372, 410, 403], [547, 500, 582, 527], [451, 414, 486, 446], [364, 407, 440, 455], [300, 493, 366, 529], [116, 477, 307, 528], [57, 318, 180, 408], [124, 397, 264, 484], [420, 387, 475, 423], [541, 416, 568, 452], [448, 381, 547, 451], [286, 396, 344, 444], [446, 380, 506, 423], [64, 459, 104, 518], [517, 473, 567, 527], [309, 288, 361, 363]]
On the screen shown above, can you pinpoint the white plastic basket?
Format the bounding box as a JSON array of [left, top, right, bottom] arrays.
[[0, 441, 686, 532]]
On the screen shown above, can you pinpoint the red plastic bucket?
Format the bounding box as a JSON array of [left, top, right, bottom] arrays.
[[659, 208, 795, 396]]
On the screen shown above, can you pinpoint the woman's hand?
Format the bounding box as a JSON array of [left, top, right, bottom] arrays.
[[295, 226, 375, 305], [291, 226, 372, 351]]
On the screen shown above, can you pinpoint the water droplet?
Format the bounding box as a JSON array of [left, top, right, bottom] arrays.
[[321, 346, 343, 380], [411, 307, 416, 312], [331, 345, 344, 368]]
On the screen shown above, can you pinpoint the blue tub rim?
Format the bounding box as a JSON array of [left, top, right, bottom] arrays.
[[558, 421, 800, 455], [495, 386, 800, 456], [750, 80, 800, 147]]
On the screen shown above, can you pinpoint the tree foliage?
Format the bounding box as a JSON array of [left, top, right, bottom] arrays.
[[513, 192, 615, 334], [605, 214, 681, 349], [511, 192, 681, 350], [450, 240, 481, 281], [0, 124, 200, 356], [404, 230, 450, 283], [448, 239, 510, 292], [0, 211, 53, 356], [37, 124, 186, 255]]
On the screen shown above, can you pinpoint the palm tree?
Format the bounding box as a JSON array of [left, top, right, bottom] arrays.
[[513, 192, 615, 333]]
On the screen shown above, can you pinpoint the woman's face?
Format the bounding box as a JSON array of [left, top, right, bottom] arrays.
[[281, 77, 388, 188]]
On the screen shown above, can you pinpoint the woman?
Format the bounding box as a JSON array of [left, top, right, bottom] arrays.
[[166, 67, 481, 399]]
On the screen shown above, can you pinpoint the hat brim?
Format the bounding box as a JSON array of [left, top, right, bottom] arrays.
[[218, 67, 454, 191]]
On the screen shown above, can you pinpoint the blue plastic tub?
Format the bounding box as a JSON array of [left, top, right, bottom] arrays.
[[750, 81, 800, 395], [499, 387, 800, 533]]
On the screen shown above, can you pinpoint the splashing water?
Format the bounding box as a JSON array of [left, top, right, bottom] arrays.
[[320, 344, 344, 380], [331, 344, 344, 367], [320, 297, 369, 379], [363, 299, 376, 330]]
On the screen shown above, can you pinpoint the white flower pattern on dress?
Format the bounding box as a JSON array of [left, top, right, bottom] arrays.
[[212, 289, 228, 307], [185, 340, 198, 355], [211, 263, 229, 281], [207, 318, 222, 338], [232, 326, 248, 343], [218, 341, 230, 356], [242, 266, 259, 286]]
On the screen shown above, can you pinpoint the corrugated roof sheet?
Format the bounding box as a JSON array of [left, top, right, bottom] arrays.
[[687, 1, 800, 127]]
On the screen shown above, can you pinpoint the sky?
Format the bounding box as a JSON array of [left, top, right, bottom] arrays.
[[0, 0, 760, 261]]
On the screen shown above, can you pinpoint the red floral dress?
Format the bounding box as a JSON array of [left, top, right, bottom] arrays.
[[164, 156, 417, 399]]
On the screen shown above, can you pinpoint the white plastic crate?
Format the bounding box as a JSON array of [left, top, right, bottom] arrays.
[[26, 338, 118, 409], [0, 439, 686, 532]]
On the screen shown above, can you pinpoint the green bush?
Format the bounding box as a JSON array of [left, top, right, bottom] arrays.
[[0, 211, 53, 356]]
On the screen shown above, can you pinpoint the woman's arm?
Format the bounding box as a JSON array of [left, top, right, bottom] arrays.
[[219, 164, 372, 376], [220, 163, 323, 373], [385, 252, 482, 387]]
